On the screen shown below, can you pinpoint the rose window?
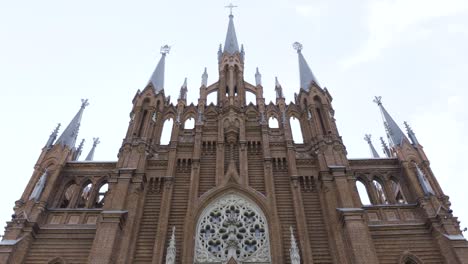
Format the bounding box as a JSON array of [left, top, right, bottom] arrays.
[[194, 193, 271, 263]]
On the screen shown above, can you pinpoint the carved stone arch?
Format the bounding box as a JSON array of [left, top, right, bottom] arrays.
[[182, 107, 198, 122], [48, 257, 67, 264], [399, 251, 424, 264], [193, 188, 272, 264], [370, 174, 388, 204], [162, 106, 178, 120], [286, 105, 302, 119], [355, 175, 373, 206]]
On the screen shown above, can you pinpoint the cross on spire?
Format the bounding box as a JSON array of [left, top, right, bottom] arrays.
[[225, 3, 238, 16]]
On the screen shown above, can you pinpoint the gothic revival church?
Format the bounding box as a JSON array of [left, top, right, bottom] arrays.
[[1, 12, 467, 264]]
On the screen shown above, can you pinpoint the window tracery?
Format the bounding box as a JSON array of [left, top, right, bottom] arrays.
[[195, 193, 271, 263]]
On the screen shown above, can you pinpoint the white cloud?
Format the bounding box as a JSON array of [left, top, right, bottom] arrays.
[[341, 0, 468, 68]]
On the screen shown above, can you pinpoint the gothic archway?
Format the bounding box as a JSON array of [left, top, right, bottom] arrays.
[[194, 193, 271, 264]]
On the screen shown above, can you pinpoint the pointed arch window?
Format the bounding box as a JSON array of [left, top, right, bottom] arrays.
[[289, 116, 304, 144], [94, 183, 108, 208], [77, 182, 93, 208], [268, 117, 279, 129], [372, 179, 388, 204], [313, 97, 327, 134], [160, 118, 174, 145], [60, 182, 78, 208], [356, 180, 372, 206], [184, 117, 195, 130]]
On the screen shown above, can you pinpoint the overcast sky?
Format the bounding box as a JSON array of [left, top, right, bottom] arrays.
[[1, 0, 467, 236]]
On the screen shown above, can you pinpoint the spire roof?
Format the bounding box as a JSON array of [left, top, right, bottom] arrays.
[[179, 78, 188, 101], [364, 134, 380, 158], [149, 45, 170, 93], [85, 137, 100, 161], [223, 14, 240, 54], [374, 96, 407, 147], [56, 99, 88, 148], [293, 42, 320, 90]]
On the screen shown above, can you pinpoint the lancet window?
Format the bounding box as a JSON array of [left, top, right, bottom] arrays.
[[160, 118, 174, 145], [268, 117, 279, 129], [194, 193, 271, 263], [390, 179, 407, 204], [289, 116, 303, 144], [356, 180, 372, 206]]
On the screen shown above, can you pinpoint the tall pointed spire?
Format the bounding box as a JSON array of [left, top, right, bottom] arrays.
[[364, 134, 380, 158], [404, 121, 420, 145], [149, 45, 170, 94], [45, 123, 61, 149], [56, 99, 89, 148], [293, 42, 320, 90], [289, 226, 301, 264], [380, 137, 392, 158], [373, 96, 407, 147], [223, 11, 240, 54], [165, 226, 176, 264], [85, 137, 100, 161]]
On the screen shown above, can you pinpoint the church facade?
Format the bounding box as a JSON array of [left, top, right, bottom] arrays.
[[1, 13, 467, 264]]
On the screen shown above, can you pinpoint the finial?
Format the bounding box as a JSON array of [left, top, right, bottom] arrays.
[[255, 67, 262, 86], [160, 45, 171, 55], [373, 96, 382, 105], [275, 77, 284, 99], [293, 42, 303, 53], [179, 78, 188, 101], [92, 137, 100, 147], [364, 134, 372, 143], [202, 68, 208, 87], [225, 3, 238, 16], [81, 99, 89, 109]]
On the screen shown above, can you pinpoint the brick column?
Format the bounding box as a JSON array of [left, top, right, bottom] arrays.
[[337, 208, 379, 264]]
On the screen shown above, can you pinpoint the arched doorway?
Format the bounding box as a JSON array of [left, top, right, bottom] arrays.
[[194, 193, 271, 263]]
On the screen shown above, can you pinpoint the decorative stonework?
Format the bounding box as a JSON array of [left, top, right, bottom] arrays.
[[194, 193, 271, 263]]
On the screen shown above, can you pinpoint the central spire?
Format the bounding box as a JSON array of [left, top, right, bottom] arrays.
[[223, 12, 240, 55], [293, 42, 320, 90], [149, 45, 170, 94]]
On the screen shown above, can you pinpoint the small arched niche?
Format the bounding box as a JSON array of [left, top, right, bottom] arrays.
[[194, 193, 271, 263]]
